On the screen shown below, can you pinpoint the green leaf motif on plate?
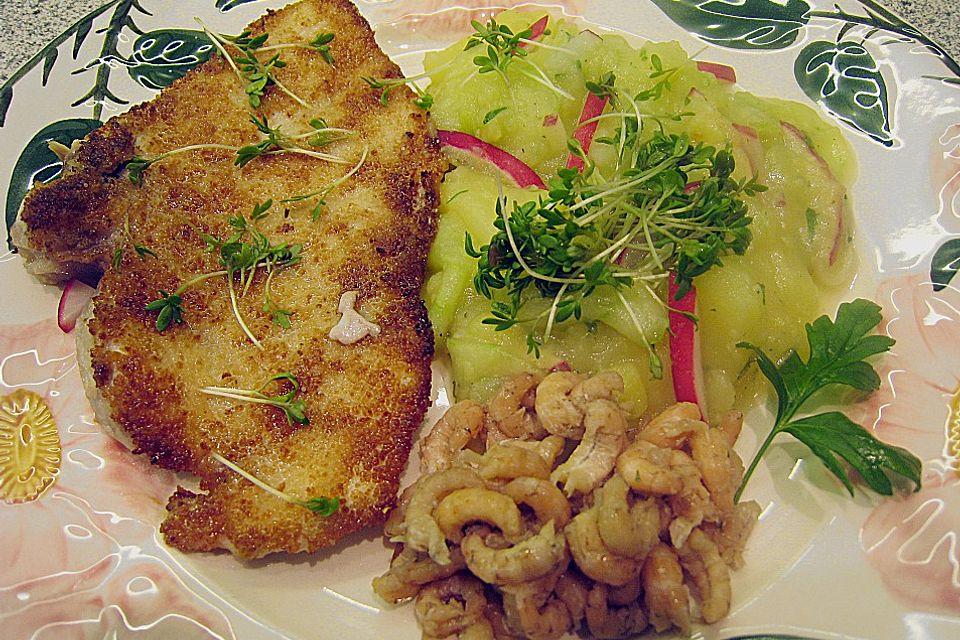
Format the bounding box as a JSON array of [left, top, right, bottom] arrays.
[[931, 238, 960, 291], [127, 30, 215, 90], [647, 0, 810, 50], [795, 40, 893, 147], [5, 118, 101, 250], [216, 0, 261, 11]]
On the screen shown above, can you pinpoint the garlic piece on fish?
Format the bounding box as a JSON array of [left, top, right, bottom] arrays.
[[329, 290, 381, 345]]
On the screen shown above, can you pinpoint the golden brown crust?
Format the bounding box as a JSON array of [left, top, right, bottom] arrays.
[[16, 0, 446, 558]]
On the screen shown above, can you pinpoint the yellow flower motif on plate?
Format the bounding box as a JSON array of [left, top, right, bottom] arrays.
[[950, 386, 960, 473], [0, 389, 61, 503]]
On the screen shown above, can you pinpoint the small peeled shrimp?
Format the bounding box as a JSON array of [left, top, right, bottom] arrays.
[[420, 400, 486, 474], [701, 500, 761, 569], [502, 593, 571, 640], [565, 507, 642, 586], [402, 468, 485, 564], [677, 528, 731, 623], [480, 602, 522, 640], [462, 520, 568, 586], [554, 571, 591, 626], [594, 475, 660, 560], [717, 409, 744, 447], [506, 435, 566, 470], [383, 482, 415, 539], [572, 372, 624, 406], [414, 573, 488, 638], [616, 439, 683, 496], [486, 372, 545, 443], [503, 477, 572, 529], [536, 371, 625, 439], [584, 583, 649, 639], [479, 443, 552, 482], [372, 546, 466, 603], [551, 399, 628, 496], [500, 562, 573, 640], [666, 449, 714, 547], [642, 543, 691, 633], [434, 487, 525, 544], [639, 402, 705, 449], [690, 425, 737, 511], [535, 371, 586, 438], [607, 575, 642, 607]]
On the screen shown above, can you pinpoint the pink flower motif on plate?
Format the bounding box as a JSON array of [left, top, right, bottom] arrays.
[[860, 274, 960, 614], [932, 123, 960, 225], [359, 0, 587, 54], [0, 321, 235, 639]]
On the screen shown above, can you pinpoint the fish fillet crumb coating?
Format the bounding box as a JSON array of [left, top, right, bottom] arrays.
[[12, 0, 447, 558]]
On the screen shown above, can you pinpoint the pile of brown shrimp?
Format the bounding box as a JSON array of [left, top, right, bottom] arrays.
[[373, 370, 761, 639]]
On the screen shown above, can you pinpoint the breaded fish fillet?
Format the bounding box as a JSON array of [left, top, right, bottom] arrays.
[[12, 0, 446, 558]]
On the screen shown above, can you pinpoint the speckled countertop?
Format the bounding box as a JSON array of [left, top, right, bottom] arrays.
[[0, 0, 957, 84]]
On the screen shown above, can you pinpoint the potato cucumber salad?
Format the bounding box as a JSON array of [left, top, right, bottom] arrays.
[[410, 10, 857, 424], [365, 10, 922, 637]]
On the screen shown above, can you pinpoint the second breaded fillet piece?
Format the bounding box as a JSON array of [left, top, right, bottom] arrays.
[[12, 0, 446, 558]]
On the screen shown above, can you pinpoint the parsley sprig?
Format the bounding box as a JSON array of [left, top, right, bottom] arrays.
[[737, 299, 922, 500], [468, 130, 761, 373], [211, 452, 339, 515], [145, 200, 302, 345], [200, 372, 308, 426]]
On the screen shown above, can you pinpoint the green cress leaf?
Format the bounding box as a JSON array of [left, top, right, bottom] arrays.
[[795, 40, 893, 147], [309, 32, 335, 65], [648, 0, 810, 50], [471, 130, 758, 372], [299, 496, 340, 516], [736, 299, 920, 500], [200, 372, 309, 426], [127, 29, 214, 90], [483, 106, 508, 124], [145, 291, 183, 332], [211, 452, 339, 516], [931, 238, 960, 291], [6, 118, 101, 250]]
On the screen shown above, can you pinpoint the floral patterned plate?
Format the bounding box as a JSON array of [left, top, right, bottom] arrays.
[[1, 1, 958, 638]]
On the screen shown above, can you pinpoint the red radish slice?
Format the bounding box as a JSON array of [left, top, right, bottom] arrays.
[[566, 92, 609, 170], [828, 198, 846, 266], [731, 123, 763, 177], [550, 360, 571, 372], [58, 279, 96, 333], [519, 15, 549, 48], [779, 121, 846, 265], [780, 121, 830, 172], [437, 130, 547, 189], [732, 123, 757, 139], [668, 273, 707, 418], [696, 61, 736, 84]]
